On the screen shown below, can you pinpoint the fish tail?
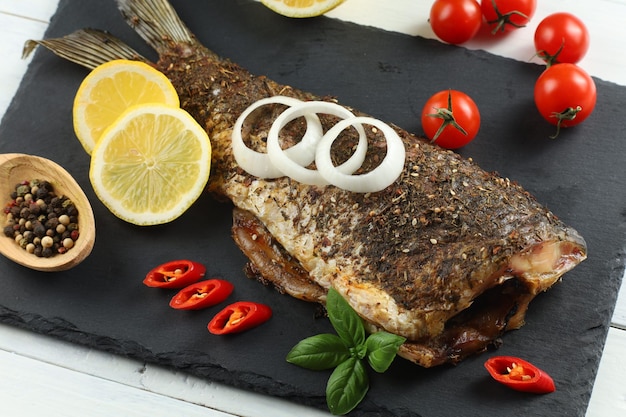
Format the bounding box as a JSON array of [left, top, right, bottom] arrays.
[[23, 28, 147, 70], [116, 0, 197, 54], [23, 0, 199, 70]]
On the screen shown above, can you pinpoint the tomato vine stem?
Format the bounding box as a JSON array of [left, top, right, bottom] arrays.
[[550, 106, 582, 139], [487, 0, 530, 34], [426, 90, 467, 143], [536, 39, 565, 67]]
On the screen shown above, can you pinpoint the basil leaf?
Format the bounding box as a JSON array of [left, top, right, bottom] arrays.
[[365, 331, 406, 373], [286, 334, 351, 371], [326, 357, 369, 415], [326, 288, 366, 348]]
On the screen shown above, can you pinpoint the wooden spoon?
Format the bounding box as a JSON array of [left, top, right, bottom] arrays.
[[0, 153, 95, 272]]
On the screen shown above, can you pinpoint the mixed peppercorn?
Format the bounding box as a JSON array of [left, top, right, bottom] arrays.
[[3, 179, 80, 258]]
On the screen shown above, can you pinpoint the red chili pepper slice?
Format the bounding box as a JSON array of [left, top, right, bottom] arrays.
[[208, 301, 272, 335], [143, 260, 206, 289], [169, 279, 234, 310], [484, 356, 556, 394]]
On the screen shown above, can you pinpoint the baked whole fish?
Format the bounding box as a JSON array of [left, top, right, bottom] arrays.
[[26, 0, 587, 367]]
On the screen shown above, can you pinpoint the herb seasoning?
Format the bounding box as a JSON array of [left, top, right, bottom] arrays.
[[3, 179, 80, 258]]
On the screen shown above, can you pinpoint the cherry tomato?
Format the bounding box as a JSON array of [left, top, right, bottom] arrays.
[[534, 13, 590, 65], [421, 90, 480, 149], [480, 0, 537, 34], [534, 63, 597, 138], [429, 0, 482, 45]]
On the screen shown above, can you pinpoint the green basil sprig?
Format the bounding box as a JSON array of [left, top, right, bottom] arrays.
[[286, 288, 406, 415]]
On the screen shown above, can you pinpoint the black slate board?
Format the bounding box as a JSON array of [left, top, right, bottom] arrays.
[[1, 1, 625, 416]]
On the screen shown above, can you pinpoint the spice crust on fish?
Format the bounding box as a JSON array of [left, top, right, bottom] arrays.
[[26, 0, 587, 367]]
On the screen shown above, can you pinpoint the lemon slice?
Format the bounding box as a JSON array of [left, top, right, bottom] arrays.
[[73, 59, 179, 155], [260, 0, 345, 18], [89, 103, 211, 226]]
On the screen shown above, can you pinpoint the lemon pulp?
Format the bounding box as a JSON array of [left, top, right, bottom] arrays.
[[260, 0, 346, 18], [89, 103, 211, 226], [73, 59, 179, 154]]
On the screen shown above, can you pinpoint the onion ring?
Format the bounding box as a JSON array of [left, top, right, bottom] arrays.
[[315, 117, 406, 193], [266, 101, 368, 186], [231, 96, 323, 178]]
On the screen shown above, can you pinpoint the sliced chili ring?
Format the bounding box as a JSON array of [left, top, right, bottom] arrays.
[[143, 260, 206, 289], [208, 301, 272, 335], [169, 279, 234, 310], [484, 356, 556, 394]]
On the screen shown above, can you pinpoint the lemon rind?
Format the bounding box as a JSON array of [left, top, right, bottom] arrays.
[[89, 103, 211, 226], [260, 0, 345, 18], [73, 59, 179, 155]]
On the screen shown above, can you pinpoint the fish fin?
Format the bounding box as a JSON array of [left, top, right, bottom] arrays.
[[116, 0, 196, 55], [23, 28, 148, 70]]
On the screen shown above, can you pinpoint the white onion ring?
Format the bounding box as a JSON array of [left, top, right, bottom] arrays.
[[231, 96, 323, 178], [266, 101, 368, 186], [315, 117, 406, 193]]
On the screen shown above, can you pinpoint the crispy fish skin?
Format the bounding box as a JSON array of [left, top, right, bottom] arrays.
[[29, 0, 586, 366], [157, 46, 585, 342], [154, 29, 586, 363]]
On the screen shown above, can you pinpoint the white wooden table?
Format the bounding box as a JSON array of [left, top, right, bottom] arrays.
[[0, 1, 624, 416]]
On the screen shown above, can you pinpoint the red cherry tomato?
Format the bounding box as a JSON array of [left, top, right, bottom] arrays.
[[534, 63, 597, 137], [421, 90, 480, 149], [534, 12, 590, 65], [429, 0, 482, 45], [480, 0, 537, 34]]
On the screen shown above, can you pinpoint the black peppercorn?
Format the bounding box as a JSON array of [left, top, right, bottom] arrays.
[[35, 187, 48, 199], [32, 221, 46, 238], [3, 225, 14, 237], [19, 207, 31, 218], [45, 217, 59, 229], [29, 203, 41, 216], [66, 205, 78, 217]]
